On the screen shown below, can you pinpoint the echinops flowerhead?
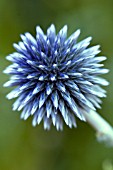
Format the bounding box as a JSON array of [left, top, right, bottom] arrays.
[[3, 24, 109, 130]]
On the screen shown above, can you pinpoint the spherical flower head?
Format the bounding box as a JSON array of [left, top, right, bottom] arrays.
[[3, 24, 109, 130]]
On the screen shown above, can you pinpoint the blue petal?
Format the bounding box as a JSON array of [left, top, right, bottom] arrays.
[[38, 92, 47, 108], [46, 100, 52, 118], [65, 29, 80, 45], [51, 90, 59, 110], [47, 24, 56, 45]]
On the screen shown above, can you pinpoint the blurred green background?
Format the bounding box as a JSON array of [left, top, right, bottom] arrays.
[[0, 0, 113, 170]]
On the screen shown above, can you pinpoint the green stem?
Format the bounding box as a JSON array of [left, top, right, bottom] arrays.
[[83, 110, 113, 147]]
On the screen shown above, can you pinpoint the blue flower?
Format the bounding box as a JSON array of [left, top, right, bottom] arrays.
[[3, 24, 109, 130]]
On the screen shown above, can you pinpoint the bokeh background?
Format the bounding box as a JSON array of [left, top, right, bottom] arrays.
[[0, 0, 113, 170]]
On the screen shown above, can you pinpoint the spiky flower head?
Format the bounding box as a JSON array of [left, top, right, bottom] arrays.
[[3, 24, 109, 130]]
